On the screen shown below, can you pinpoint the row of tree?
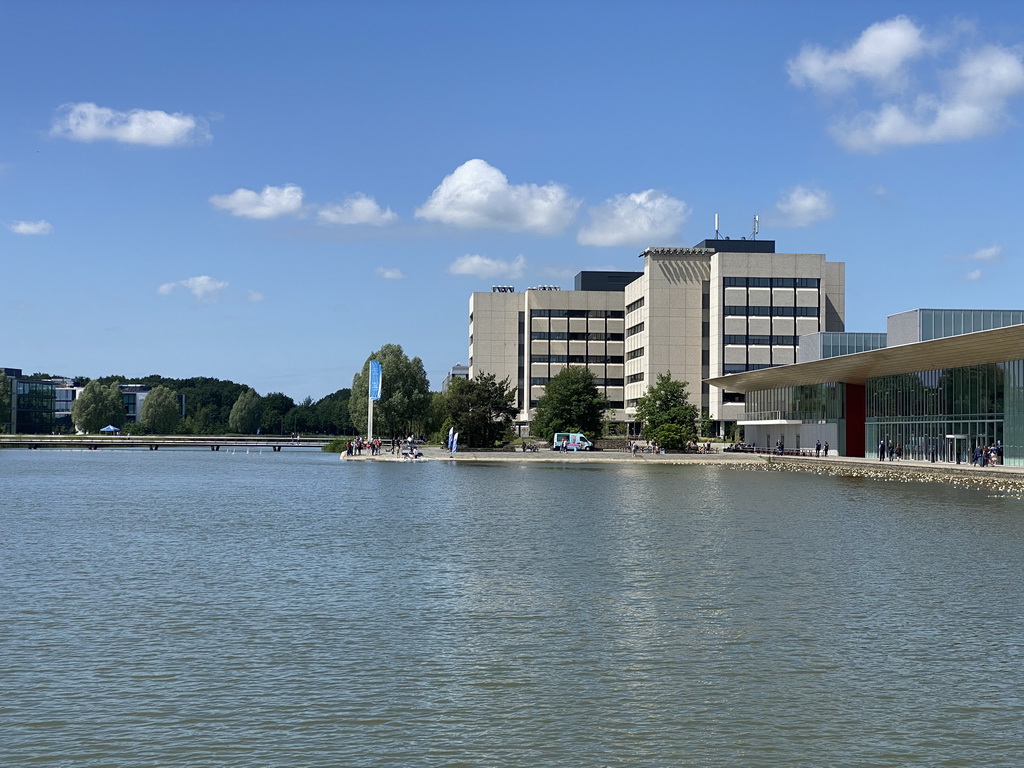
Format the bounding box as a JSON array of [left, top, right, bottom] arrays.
[[8, 344, 705, 445]]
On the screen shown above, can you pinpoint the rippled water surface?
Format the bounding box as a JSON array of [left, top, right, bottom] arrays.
[[3, 449, 1023, 767]]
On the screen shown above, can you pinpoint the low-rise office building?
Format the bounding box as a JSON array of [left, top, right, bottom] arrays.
[[707, 308, 1024, 464]]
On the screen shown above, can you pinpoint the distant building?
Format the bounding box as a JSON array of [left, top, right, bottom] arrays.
[[442, 364, 469, 392], [2, 368, 151, 433]]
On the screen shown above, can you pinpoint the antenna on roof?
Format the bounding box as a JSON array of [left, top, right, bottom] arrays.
[[751, 215, 759, 241], [714, 213, 720, 240]]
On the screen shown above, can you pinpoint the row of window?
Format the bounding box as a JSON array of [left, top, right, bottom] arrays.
[[532, 400, 625, 409], [530, 309, 624, 318], [723, 277, 820, 288], [627, 372, 645, 384], [530, 332, 624, 341], [724, 335, 799, 346], [723, 306, 820, 317], [626, 297, 645, 314], [531, 355, 625, 364], [531, 377, 625, 387], [626, 322, 645, 337], [626, 347, 644, 360]]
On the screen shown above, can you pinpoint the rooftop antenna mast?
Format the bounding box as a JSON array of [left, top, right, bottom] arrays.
[[714, 213, 721, 240], [751, 215, 759, 241]]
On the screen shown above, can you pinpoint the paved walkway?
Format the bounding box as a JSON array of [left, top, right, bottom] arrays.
[[344, 445, 1024, 473]]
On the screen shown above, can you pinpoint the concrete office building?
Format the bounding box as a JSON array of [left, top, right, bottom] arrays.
[[623, 239, 845, 434], [468, 283, 631, 430], [467, 239, 844, 435]]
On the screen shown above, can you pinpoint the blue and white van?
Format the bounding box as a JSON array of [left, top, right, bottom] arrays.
[[552, 432, 594, 451]]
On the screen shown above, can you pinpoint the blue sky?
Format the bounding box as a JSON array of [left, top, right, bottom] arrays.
[[4, 1, 1024, 400]]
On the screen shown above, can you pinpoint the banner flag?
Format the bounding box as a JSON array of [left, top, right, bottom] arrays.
[[368, 360, 383, 401]]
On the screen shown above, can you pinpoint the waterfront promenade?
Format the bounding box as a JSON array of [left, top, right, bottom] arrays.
[[348, 444, 1024, 495]]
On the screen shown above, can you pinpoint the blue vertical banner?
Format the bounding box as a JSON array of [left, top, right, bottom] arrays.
[[368, 360, 382, 401]]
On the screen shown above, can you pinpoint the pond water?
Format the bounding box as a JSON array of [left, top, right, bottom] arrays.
[[2, 449, 1022, 767]]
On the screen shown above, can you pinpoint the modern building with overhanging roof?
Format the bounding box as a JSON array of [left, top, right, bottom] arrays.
[[707, 311, 1024, 465]]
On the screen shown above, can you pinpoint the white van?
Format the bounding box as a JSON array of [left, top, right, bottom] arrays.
[[552, 432, 594, 451]]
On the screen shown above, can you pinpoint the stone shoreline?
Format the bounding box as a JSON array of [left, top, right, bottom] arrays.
[[340, 446, 1024, 497]]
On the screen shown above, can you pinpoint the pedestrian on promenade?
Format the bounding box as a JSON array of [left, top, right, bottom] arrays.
[[824, 441, 829, 457], [816, 439, 821, 458]]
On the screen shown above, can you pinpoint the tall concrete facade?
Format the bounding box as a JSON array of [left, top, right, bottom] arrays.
[[624, 240, 844, 429], [468, 239, 845, 434], [469, 286, 626, 428]]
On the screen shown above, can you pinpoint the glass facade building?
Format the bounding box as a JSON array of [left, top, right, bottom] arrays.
[[888, 308, 1024, 346], [14, 380, 56, 434], [799, 332, 887, 363], [866, 361, 1024, 465]]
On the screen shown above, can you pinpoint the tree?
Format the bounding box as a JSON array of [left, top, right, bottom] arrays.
[[72, 380, 126, 433], [228, 388, 263, 434], [530, 366, 608, 439], [443, 373, 518, 448], [0, 370, 11, 433], [315, 388, 354, 435], [139, 386, 181, 434], [349, 344, 431, 437], [261, 392, 296, 435], [634, 372, 698, 444]]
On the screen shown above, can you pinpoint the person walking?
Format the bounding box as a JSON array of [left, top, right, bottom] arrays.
[[815, 439, 821, 458]]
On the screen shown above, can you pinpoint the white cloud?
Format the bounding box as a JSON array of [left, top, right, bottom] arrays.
[[50, 102, 209, 146], [968, 245, 1002, 262], [319, 194, 397, 226], [577, 189, 689, 247], [9, 220, 53, 235], [787, 16, 931, 94], [157, 275, 229, 302], [376, 267, 406, 280], [965, 269, 983, 281], [209, 184, 304, 219], [246, 291, 265, 302], [789, 18, 1024, 152], [416, 159, 579, 234], [448, 253, 526, 280], [771, 186, 835, 227]]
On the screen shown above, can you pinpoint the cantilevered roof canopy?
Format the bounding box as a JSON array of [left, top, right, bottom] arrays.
[[706, 323, 1024, 393]]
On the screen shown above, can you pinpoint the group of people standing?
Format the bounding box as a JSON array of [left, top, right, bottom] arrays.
[[814, 439, 830, 457], [345, 437, 382, 456]]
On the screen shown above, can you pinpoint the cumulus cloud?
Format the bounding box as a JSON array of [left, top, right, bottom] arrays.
[[770, 186, 835, 227], [416, 159, 579, 234], [965, 269, 983, 281], [318, 194, 398, 226], [209, 184, 304, 219], [9, 220, 53, 235], [376, 267, 406, 280], [789, 18, 1024, 151], [51, 102, 209, 146], [448, 253, 526, 280], [247, 291, 265, 302], [577, 189, 689, 247], [788, 16, 932, 93], [157, 275, 228, 302]]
